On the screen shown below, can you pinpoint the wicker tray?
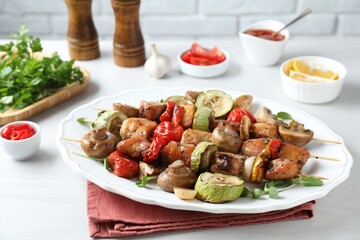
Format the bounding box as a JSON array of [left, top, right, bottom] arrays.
[[0, 67, 90, 125]]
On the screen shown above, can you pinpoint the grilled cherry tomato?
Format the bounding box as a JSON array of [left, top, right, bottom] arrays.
[[227, 108, 256, 124], [1, 123, 35, 140], [269, 139, 283, 159], [142, 121, 184, 163], [107, 151, 139, 179]]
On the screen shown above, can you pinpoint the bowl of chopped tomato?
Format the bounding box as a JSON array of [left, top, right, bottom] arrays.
[[0, 121, 41, 160], [178, 43, 230, 78]]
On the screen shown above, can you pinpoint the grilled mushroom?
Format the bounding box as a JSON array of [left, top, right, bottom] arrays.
[[80, 127, 119, 158], [233, 94, 253, 111], [157, 160, 197, 193], [210, 125, 242, 153], [278, 121, 314, 147], [255, 107, 281, 125]]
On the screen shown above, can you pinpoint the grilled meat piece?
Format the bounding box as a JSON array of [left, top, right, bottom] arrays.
[[180, 128, 212, 146], [113, 103, 139, 117], [240, 138, 269, 156], [116, 136, 151, 160], [180, 104, 196, 129], [265, 158, 300, 180], [210, 151, 245, 176], [209, 118, 240, 132], [160, 141, 195, 167], [120, 117, 158, 140], [277, 143, 310, 169], [251, 123, 279, 139], [139, 101, 166, 121]]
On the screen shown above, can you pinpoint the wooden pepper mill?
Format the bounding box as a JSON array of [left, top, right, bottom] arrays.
[[112, 0, 145, 67], [65, 0, 100, 60]]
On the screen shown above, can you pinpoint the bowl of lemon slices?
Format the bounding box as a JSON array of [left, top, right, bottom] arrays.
[[280, 56, 346, 104]]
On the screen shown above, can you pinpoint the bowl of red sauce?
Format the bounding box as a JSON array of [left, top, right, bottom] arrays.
[[0, 121, 41, 160], [239, 20, 289, 66]]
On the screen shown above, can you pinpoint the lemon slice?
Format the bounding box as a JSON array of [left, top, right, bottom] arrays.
[[289, 70, 333, 83], [292, 59, 339, 80]]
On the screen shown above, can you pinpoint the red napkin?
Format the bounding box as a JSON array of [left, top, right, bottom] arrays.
[[87, 181, 314, 238]]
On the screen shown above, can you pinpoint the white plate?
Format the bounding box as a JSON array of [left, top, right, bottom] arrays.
[[57, 87, 353, 213]]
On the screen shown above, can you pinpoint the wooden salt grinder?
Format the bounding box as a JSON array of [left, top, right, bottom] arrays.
[[112, 0, 145, 67], [65, 0, 100, 60]]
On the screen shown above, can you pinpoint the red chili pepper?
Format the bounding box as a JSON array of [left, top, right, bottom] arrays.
[[269, 139, 283, 159], [227, 108, 256, 124], [142, 121, 184, 163], [159, 101, 176, 122], [1, 123, 35, 140], [107, 151, 139, 179], [172, 105, 185, 126]]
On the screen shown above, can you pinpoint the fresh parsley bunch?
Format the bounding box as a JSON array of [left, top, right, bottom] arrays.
[[0, 24, 84, 112]]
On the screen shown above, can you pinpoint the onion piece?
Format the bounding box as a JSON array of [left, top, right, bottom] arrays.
[[243, 156, 256, 182]]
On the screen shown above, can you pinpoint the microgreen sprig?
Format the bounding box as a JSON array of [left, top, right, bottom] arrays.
[[244, 176, 324, 200], [77, 117, 95, 130], [136, 176, 158, 187]]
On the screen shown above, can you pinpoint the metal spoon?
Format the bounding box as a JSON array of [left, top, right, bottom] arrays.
[[273, 9, 312, 36]]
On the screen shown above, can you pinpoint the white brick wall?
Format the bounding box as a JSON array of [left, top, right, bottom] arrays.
[[0, 0, 359, 40]]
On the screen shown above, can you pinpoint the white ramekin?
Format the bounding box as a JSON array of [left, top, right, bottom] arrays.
[[280, 56, 346, 104]]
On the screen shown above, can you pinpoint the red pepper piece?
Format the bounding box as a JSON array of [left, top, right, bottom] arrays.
[[159, 101, 176, 122], [107, 151, 139, 179], [172, 105, 185, 126], [269, 139, 283, 159], [142, 121, 184, 163]]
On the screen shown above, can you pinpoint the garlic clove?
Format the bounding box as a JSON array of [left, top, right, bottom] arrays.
[[144, 43, 172, 79]]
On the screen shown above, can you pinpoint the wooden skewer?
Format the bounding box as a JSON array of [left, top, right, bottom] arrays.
[[297, 173, 329, 180], [62, 137, 81, 143], [93, 107, 343, 145], [312, 137, 342, 144], [93, 107, 110, 111], [310, 155, 340, 161]]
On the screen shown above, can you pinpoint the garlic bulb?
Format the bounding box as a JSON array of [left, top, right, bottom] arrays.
[[144, 43, 171, 79]]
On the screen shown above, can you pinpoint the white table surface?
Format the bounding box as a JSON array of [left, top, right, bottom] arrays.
[[0, 39, 359, 240]]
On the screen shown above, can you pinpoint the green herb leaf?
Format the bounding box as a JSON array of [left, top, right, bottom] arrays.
[[240, 187, 250, 197], [30, 38, 42, 52], [276, 112, 293, 120], [136, 176, 158, 187], [0, 24, 84, 112], [252, 188, 264, 199], [268, 186, 279, 199], [299, 176, 323, 186], [104, 157, 111, 171], [0, 96, 13, 105]]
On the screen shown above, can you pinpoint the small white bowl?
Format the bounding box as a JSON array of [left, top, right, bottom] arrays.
[[239, 20, 289, 66], [280, 56, 346, 104], [0, 121, 41, 161], [177, 49, 230, 78]]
